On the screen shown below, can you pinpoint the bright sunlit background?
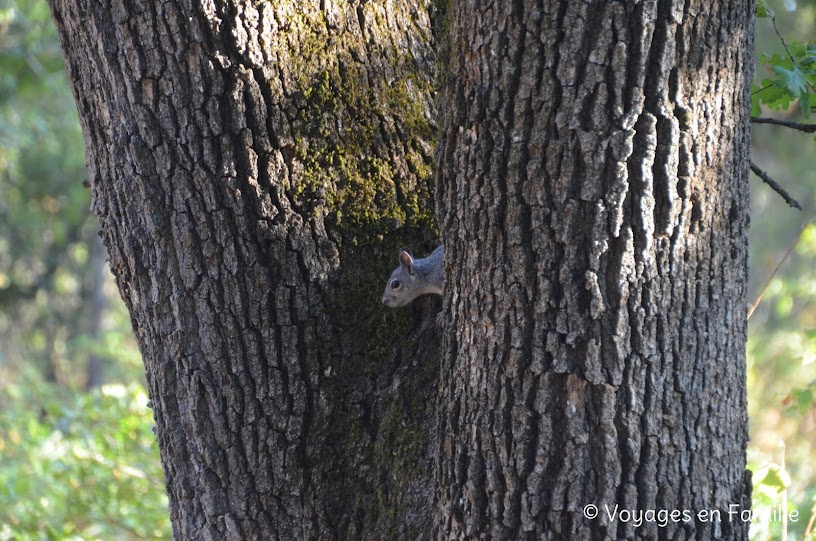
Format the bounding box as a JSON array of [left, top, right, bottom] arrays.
[[0, 1, 815, 539], [749, 3, 816, 540], [0, 1, 169, 538]]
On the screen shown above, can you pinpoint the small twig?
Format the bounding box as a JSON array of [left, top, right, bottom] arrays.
[[752, 82, 776, 96], [752, 117, 816, 133], [25, 53, 47, 79], [747, 222, 807, 320], [781, 442, 789, 541], [772, 15, 797, 65], [804, 504, 816, 540], [750, 162, 803, 210]]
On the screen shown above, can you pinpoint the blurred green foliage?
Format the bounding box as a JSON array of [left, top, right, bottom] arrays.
[[0, 380, 170, 540], [0, 0, 133, 385], [0, 0, 169, 539], [749, 2, 816, 540]]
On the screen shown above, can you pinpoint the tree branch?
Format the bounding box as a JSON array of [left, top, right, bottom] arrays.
[[752, 82, 776, 96], [772, 15, 797, 65], [747, 222, 807, 320], [752, 117, 816, 132], [750, 162, 803, 210]]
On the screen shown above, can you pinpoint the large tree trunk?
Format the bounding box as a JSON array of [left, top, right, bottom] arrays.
[[48, 0, 440, 539], [49, 0, 754, 539], [435, 0, 753, 539]]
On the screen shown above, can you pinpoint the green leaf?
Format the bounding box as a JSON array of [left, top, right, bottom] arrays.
[[756, 0, 775, 18], [757, 464, 792, 491], [802, 44, 816, 66], [756, 78, 793, 110], [762, 52, 793, 72], [800, 91, 811, 119], [792, 387, 815, 411], [752, 87, 762, 117], [774, 65, 808, 97]]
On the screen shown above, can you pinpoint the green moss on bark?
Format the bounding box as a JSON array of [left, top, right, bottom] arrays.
[[264, 7, 440, 538], [277, 11, 436, 243]]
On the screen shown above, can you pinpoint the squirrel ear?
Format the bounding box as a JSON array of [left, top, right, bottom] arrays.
[[399, 248, 414, 269]]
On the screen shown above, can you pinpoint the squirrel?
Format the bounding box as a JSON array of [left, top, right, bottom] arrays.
[[381, 245, 444, 307]]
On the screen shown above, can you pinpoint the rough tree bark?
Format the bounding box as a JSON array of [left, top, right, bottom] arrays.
[[48, 0, 441, 539], [436, 0, 753, 540], [48, 0, 755, 539]]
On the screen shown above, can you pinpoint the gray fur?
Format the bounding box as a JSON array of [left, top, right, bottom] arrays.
[[381, 245, 444, 307]]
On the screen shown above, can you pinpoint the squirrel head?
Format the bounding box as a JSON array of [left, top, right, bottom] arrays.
[[381, 247, 419, 307]]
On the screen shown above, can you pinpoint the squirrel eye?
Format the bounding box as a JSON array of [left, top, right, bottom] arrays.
[[390, 280, 400, 289]]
